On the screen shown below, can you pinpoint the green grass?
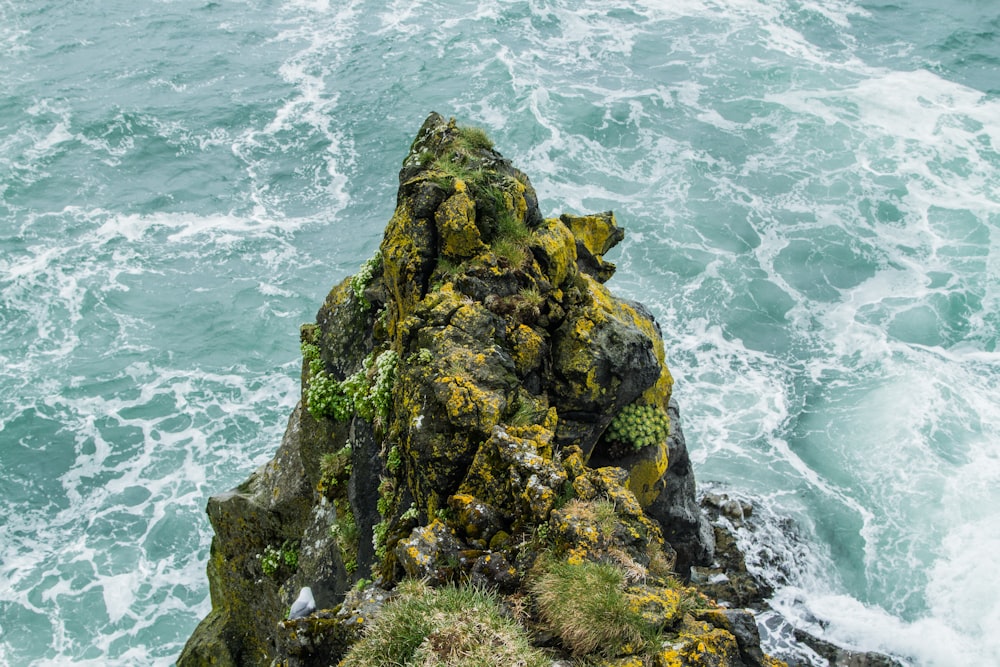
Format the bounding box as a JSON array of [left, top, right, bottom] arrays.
[[480, 183, 532, 266], [340, 580, 547, 667], [530, 558, 646, 656], [427, 147, 487, 190], [452, 125, 494, 153]]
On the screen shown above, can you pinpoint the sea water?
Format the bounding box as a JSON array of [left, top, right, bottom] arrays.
[[1, 1, 997, 664]]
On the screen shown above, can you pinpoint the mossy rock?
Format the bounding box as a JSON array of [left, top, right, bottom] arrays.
[[550, 275, 662, 456], [182, 114, 731, 667], [560, 211, 625, 283]]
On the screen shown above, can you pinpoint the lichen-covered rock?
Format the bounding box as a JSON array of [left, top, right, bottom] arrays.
[[179, 113, 779, 667], [395, 519, 465, 583], [561, 211, 624, 283]]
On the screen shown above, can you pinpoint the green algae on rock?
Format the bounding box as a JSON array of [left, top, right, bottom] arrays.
[[178, 113, 789, 667]]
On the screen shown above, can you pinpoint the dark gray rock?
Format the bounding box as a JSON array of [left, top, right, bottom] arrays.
[[645, 399, 715, 574]]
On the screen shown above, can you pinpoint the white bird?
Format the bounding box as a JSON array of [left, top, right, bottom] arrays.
[[288, 586, 316, 620]]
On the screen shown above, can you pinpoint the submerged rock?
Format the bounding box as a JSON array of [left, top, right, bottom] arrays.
[[179, 114, 787, 667]]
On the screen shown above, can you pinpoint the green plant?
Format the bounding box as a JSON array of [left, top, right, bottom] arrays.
[[302, 345, 398, 425], [487, 187, 532, 266], [339, 580, 546, 667], [259, 540, 299, 579], [320, 444, 353, 491], [661, 576, 713, 616], [386, 445, 402, 473], [530, 557, 646, 656], [283, 544, 299, 570], [407, 347, 434, 366], [429, 149, 486, 188], [553, 479, 576, 510], [260, 545, 281, 578], [331, 503, 360, 574], [532, 520, 551, 549], [376, 476, 396, 518], [491, 235, 530, 268], [494, 206, 530, 246], [519, 286, 544, 308], [359, 350, 398, 422], [434, 257, 463, 282], [604, 403, 671, 455], [400, 503, 419, 522], [453, 125, 494, 153], [508, 400, 537, 427], [351, 249, 382, 308], [372, 520, 389, 560], [302, 341, 353, 421]]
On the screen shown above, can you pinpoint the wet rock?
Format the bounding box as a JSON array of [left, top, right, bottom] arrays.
[[792, 631, 905, 667]]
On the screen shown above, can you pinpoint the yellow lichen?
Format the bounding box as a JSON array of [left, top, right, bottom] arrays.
[[436, 187, 486, 259], [509, 324, 544, 375], [625, 441, 669, 508], [562, 211, 620, 259], [528, 218, 578, 289]]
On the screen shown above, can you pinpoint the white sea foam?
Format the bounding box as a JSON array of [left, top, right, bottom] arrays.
[[0, 198, 310, 664], [0, 362, 298, 663], [3, 0, 999, 664], [228, 0, 361, 223]]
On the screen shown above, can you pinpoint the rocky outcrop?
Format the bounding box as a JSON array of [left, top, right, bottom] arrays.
[[179, 113, 788, 667]]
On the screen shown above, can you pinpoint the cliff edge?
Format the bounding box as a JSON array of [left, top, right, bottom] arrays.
[[179, 113, 785, 667]]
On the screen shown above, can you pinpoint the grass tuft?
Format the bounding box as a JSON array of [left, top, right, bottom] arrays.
[[340, 580, 547, 667], [453, 125, 494, 153], [530, 558, 645, 656]]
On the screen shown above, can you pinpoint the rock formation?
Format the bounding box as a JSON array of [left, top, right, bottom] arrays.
[[179, 113, 785, 667]]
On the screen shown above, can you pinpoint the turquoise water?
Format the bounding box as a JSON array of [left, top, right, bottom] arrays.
[[1, 1, 997, 664]]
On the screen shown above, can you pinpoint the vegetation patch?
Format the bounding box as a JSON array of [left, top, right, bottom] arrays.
[[351, 249, 382, 309], [302, 344, 398, 425], [530, 557, 647, 657], [340, 580, 546, 667], [331, 502, 360, 574], [259, 540, 299, 579], [319, 444, 353, 496], [604, 403, 671, 457]]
